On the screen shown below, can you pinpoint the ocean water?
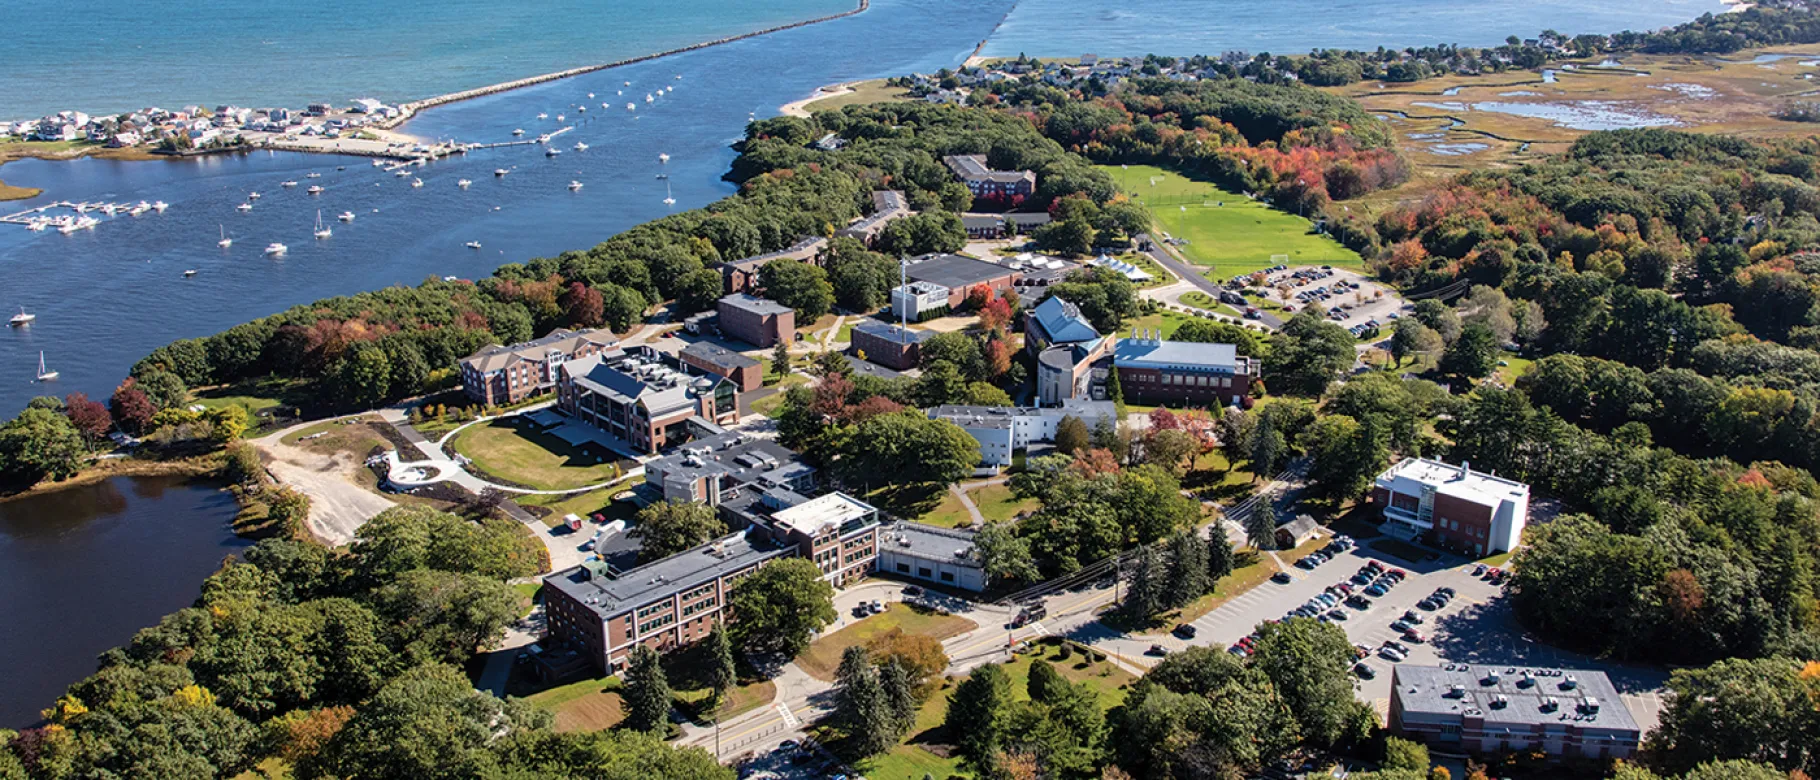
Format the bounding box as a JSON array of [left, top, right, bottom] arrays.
[[981, 0, 1732, 59], [0, 0, 854, 119]]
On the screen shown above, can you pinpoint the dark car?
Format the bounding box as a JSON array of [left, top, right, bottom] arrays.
[[1271, 571, 1293, 584], [1417, 598, 1440, 611], [1364, 584, 1388, 597], [1173, 624, 1198, 640], [1325, 609, 1349, 622], [902, 585, 924, 597], [1403, 610, 1425, 624], [1346, 595, 1373, 610], [1353, 663, 1377, 679], [1147, 644, 1169, 657]]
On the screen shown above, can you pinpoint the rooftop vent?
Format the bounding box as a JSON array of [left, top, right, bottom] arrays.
[[1519, 673, 1536, 688], [1540, 697, 1559, 712], [1578, 696, 1600, 714], [1482, 672, 1501, 686], [1561, 675, 1579, 691], [1446, 684, 1466, 698], [1491, 694, 1509, 709]]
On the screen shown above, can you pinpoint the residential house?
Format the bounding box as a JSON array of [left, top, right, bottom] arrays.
[[720, 235, 826, 295], [834, 190, 912, 246]]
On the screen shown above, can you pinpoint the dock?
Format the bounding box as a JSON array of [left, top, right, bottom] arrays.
[[3, 200, 168, 230]]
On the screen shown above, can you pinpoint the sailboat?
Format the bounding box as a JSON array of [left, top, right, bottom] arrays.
[[658, 152, 670, 163], [663, 180, 675, 206], [314, 210, 332, 239], [9, 307, 34, 326], [217, 225, 232, 248], [36, 352, 58, 382], [569, 180, 584, 191]]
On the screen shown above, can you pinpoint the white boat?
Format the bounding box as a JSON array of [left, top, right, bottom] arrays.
[[248, 192, 260, 200], [36, 352, 57, 382], [624, 80, 630, 86], [675, 74, 682, 80], [129, 203, 150, 216], [512, 128, 525, 136], [281, 180, 299, 188], [217, 225, 232, 248], [577, 106, 586, 113], [25, 219, 46, 232], [265, 242, 287, 256], [306, 172, 321, 179], [338, 211, 355, 222], [395, 169, 411, 177], [58, 216, 98, 234], [307, 185, 324, 194], [556, 114, 565, 121], [574, 142, 589, 151], [458, 179, 472, 188], [588, 92, 595, 98], [314, 210, 332, 239], [545, 148, 561, 157], [236, 203, 253, 212], [663, 180, 675, 206], [183, 269, 198, 277], [655, 173, 668, 179], [659, 152, 670, 163], [537, 112, 549, 120], [494, 168, 508, 177], [9, 307, 34, 326], [569, 180, 583, 191], [466, 241, 482, 249], [645, 93, 654, 103], [371, 160, 384, 167], [602, 103, 609, 109], [626, 103, 636, 111], [152, 201, 168, 212], [99, 204, 117, 215], [411, 178, 423, 188]]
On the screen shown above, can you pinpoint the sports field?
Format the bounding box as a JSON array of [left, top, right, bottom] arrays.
[[1100, 164, 1361, 278]]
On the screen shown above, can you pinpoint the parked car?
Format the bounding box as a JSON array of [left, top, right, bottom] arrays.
[[1346, 595, 1373, 610], [1404, 629, 1426, 643], [1271, 571, 1293, 584], [1403, 610, 1425, 624], [1147, 644, 1169, 657], [902, 585, 924, 597], [1380, 647, 1406, 662], [1325, 609, 1349, 622], [1173, 624, 1198, 640], [1417, 598, 1441, 611], [1353, 663, 1377, 679], [1390, 620, 1413, 633]]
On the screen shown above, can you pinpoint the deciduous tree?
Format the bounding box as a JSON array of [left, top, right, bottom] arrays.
[[728, 558, 835, 656], [631, 501, 728, 560]]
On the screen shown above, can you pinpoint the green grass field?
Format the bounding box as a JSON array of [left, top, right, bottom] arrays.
[[1100, 164, 1361, 278], [449, 419, 627, 491]]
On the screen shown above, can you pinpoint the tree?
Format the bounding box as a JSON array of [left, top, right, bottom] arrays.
[[0, 407, 87, 485], [110, 379, 157, 435], [1207, 526, 1235, 581], [1389, 318, 1442, 366], [491, 729, 734, 778], [1143, 428, 1199, 475], [1105, 363, 1125, 409], [1125, 544, 1166, 619], [623, 645, 672, 733], [630, 501, 727, 560], [833, 646, 896, 756], [1439, 322, 1498, 380], [1246, 499, 1278, 552], [676, 268, 724, 314], [63, 392, 112, 441], [1248, 619, 1362, 747], [728, 558, 835, 656], [877, 660, 917, 740], [772, 339, 791, 379], [975, 521, 1040, 583], [136, 368, 190, 410], [760, 258, 834, 320], [1300, 415, 1390, 502], [310, 664, 545, 780], [1264, 312, 1355, 396], [704, 622, 736, 713], [1250, 416, 1285, 477], [834, 412, 979, 488], [865, 630, 950, 690], [1648, 657, 1818, 774], [371, 570, 521, 666], [945, 663, 1013, 770], [1055, 414, 1090, 455], [1383, 737, 1431, 773], [1165, 530, 1212, 608]]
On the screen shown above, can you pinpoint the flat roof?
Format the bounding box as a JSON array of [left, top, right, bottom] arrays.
[[647, 431, 813, 493], [1392, 663, 1640, 733], [905, 253, 1018, 290], [879, 521, 982, 567], [1378, 458, 1529, 505], [771, 492, 876, 537], [681, 340, 761, 371], [719, 293, 794, 316], [851, 319, 933, 345], [1114, 338, 1243, 372], [545, 529, 790, 616]]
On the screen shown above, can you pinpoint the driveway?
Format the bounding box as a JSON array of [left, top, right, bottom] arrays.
[[1139, 233, 1285, 328]]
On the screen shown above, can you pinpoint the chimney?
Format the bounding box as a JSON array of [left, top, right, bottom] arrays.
[[1459, 460, 1470, 479]]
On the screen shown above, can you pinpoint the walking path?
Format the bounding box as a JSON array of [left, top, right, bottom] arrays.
[[374, 402, 645, 496], [947, 474, 1013, 527]]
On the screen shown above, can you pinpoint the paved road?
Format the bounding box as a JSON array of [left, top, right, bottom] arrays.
[[1138, 233, 1285, 328]]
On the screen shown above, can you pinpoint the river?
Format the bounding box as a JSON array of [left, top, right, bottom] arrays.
[[0, 475, 247, 728]]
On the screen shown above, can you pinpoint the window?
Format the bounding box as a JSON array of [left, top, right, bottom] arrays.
[[940, 571, 955, 582], [918, 567, 932, 578], [896, 562, 910, 573]]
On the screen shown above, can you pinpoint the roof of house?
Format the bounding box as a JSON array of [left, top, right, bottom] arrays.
[[943, 154, 1036, 184], [1005, 212, 1053, 226], [961, 215, 1003, 230], [1030, 295, 1101, 344], [724, 235, 827, 271], [460, 328, 616, 374], [851, 319, 933, 345], [878, 521, 982, 566], [1391, 663, 1640, 733], [905, 253, 1018, 290], [681, 341, 761, 371], [839, 191, 913, 238], [1114, 338, 1244, 372], [544, 529, 791, 616], [1277, 514, 1321, 540], [718, 293, 795, 317], [1376, 458, 1530, 506]]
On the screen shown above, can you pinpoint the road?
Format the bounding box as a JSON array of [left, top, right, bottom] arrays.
[[1138, 232, 1285, 328]]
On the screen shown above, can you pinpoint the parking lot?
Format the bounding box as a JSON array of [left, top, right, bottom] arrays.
[[1221, 266, 1407, 336], [1147, 537, 1671, 731]]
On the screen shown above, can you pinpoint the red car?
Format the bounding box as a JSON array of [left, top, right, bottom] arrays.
[[1404, 629, 1426, 643]]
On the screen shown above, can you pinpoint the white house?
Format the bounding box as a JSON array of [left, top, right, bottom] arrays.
[[928, 400, 1116, 468]]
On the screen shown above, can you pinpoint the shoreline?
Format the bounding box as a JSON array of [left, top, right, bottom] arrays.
[[780, 81, 863, 117], [0, 453, 224, 504]]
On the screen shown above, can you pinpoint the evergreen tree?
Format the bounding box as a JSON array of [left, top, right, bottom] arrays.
[[1125, 545, 1166, 619], [878, 659, 917, 738], [705, 621, 737, 712], [623, 645, 672, 734], [1247, 499, 1279, 552], [1207, 526, 1236, 581], [945, 663, 1013, 770], [834, 646, 895, 757], [1166, 530, 1212, 608], [1105, 365, 1126, 411], [1250, 416, 1285, 478], [1027, 659, 1066, 704], [772, 340, 792, 379]]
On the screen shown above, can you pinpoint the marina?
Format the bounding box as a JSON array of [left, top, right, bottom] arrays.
[[1, 200, 171, 232]]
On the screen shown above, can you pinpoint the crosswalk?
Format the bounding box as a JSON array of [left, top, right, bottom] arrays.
[[773, 702, 799, 729]]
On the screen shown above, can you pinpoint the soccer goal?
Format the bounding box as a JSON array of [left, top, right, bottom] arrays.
[[1270, 254, 1290, 267]]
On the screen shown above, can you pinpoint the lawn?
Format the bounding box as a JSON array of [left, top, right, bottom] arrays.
[[969, 483, 1038, 524], [919, 488, 973, 528], [1122, 310, 1200, 339], [749, 373, 809, 417], [1178, 291, 1243, 318], [802, 79, 912, 113], [1003, 640, 1138, 709], [1493, 352, 1534, 386], [797, 603, 979, 682], [193, 376, 307, 415], [449, 418, 628, 491], [1101, 164, 1361, 278], [525, 675, 627, 733], [515, 479, 639, 526]]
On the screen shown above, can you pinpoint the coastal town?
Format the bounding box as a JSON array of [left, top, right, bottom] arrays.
[[4, 2, 1820, 780]]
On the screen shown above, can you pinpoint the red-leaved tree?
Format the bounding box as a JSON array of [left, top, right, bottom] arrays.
[[64, 392, 112, 440], [110, 379, 156, 436]]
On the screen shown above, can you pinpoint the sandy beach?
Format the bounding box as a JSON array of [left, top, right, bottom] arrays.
[[780, 81, 859, 117]]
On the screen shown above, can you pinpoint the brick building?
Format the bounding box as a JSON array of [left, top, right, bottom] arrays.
[[903, 253, 1021, 309], [457, 328, 617, 406], [943, 154, 1036, 200], [720, 236, 826, 295], [717, 293, 795, 348], [1389, 664, 1641, 760], [1112, 331, 1259, 407], [555, 346, 739, 455], [835, 190, 912, 246], [679, 341, 764, 392], [849, 319, 933, 370], [1371, 458, 1531, 556]]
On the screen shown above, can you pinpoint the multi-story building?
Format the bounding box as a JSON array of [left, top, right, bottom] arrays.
[[890, 281, 952, 322], [458, 328, 618, 407], [1389, 664, 1641, 761], [1025, 295, 1103, 355], [641, 430, 816, 506], [876, 522, 987, 592], [943, 154, 1037, 200], [1113, 331, 1259, 407], [717, 293, 796, 348], [555, 347, 740, 455], [903, 253, 1022, 309], [679, 341, 764, 393], [849, 319, 933, 370], [835, 190, 912, 246], [720, 236, 827, 295], [929, 401, 1117, 467], [1027, 294, 1114, 406], [1371, 458, 1531, 556]]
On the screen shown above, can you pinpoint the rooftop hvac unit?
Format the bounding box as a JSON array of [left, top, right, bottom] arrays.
[[899, 538, 913, 547], [1578, 696, 1600, 713], [1483, 672, 1501, 686], [1491, 695, 1509, 709], [1446, 684, 1466, 698], [1561, 675, 1579, 690], [1540, 697, 1559, 712]]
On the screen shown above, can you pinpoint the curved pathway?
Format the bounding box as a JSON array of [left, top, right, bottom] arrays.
[[376, 402, 643, 496]]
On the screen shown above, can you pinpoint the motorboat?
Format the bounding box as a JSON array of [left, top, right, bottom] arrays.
[[281, 180, 299, 188], [338, 211, 355, 222], [372, 159, 384, 167], [248, 191, 261, 200], [411, 178, 423, 188], [306, 172, 321, 179], [307, 185, 324, 194], [577, 106, 586, 113], [314, 210, 332, 239], [588, 92, 595, 98], [645, 93, 654, 103], [395, 169, 412, 177], [129, 203, 150, 216], [626, 103, 636, 111], [36, 352, 57, 382], [557, 114, 565, 121], [466, 241, 482, 249], [512, 128, 525, 136], [659, 152, 670, 163], [573, 142, 588, 151], [655, 173, 668, 180], [494, 168, 508, 177], [545, 148, 561, 157], [458, 179, 472, 188], [538, 113, 549, 120], [217, 225, 232, 248], [265, 242, 287, 256], [183, 269, 198, 277], [663, 180, 675, 206], [152, 201, 168, 212], [25, 219, 46, 231], [9, 307, 34, 326], [236, 203, 253, 212], [569, 180, 583, 191]]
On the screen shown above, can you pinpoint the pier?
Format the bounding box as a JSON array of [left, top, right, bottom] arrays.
[[2, 200, 168, 231]]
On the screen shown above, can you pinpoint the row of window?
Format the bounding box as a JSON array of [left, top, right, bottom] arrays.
[[894, 561, 957, 583], [638, 612, 676, 635], [1132, 371, 1235, 388], [1440, 517, 1487, 538], [681, 597, 718, 619]]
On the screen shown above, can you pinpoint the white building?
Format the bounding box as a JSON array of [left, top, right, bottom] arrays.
[[1371, 458, 1530, 555], [928, 400, 1116, 467], [890, 281, 950, 321], [875, 522, 987, 591]]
